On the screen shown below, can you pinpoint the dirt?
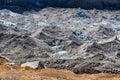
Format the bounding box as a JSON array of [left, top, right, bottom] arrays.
[[0, 58, 120, 80]]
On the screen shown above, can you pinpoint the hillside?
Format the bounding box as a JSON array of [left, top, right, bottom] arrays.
[[0, 58, 120, 80], [0, 0, 120, 79]]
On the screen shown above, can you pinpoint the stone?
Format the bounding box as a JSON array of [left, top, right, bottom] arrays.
[[116, 35, 120, 41], [75, 12, 91, 19], [21, 61, 44, 69]]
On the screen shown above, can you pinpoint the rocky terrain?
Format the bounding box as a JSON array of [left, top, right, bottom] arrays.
[[0, 58, 120, 80], [0, 58, 87, 80], [0, 1, 120, 76]]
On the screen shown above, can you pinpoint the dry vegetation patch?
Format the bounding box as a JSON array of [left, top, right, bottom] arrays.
[[0, 58, 120, 80]]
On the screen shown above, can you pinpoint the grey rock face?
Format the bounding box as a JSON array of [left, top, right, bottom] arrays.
[[86, 39, 120, 58], [44, 54, 120, 74], [0, 25, 53, 63]]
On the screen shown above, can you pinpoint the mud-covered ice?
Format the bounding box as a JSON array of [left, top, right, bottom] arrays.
[[0, 8, 120, 31], [0, 8, 120, 74]]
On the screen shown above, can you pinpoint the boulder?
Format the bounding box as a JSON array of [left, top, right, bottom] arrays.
[[21, 61, 44, 69], [116, 35, 120, 41]]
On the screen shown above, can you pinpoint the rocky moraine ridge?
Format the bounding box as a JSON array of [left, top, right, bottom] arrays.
[[0, 1, 120, 74]]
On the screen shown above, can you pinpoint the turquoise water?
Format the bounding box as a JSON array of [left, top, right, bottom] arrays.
[[59, 55, 70, 60]]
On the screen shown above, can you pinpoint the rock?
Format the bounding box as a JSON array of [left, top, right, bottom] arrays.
[[112, 15, 120, 21], [44, 54, 117, 74], [72, 31, 91, 41], [85, 39, 120, 58], [116, 52, 120, 58], [73, 62, 102, 74], [116, 35, 120, 41], [0, 25, 52, 63], [95, 63, 120, 74], [75, 12, 91, 19], [48, 39, 63, 47], [21, 61, 44, 69], [71, 54, 117, 74], [5, 62, 15, 66], [89, 26, 116, 41]]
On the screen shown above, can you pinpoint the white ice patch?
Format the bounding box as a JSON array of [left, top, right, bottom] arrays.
[[37, 22, 50, 27], [0, 9, 16, 17], [116, 35, 120, 41], [56, 51, 67, 55], [0, 19, 16, 28]]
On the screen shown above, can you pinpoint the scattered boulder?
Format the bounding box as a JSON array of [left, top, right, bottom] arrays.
[[21, 61, 44, 69]]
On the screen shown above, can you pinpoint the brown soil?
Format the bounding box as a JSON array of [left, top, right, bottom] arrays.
[[0, 58, 120, 80]]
